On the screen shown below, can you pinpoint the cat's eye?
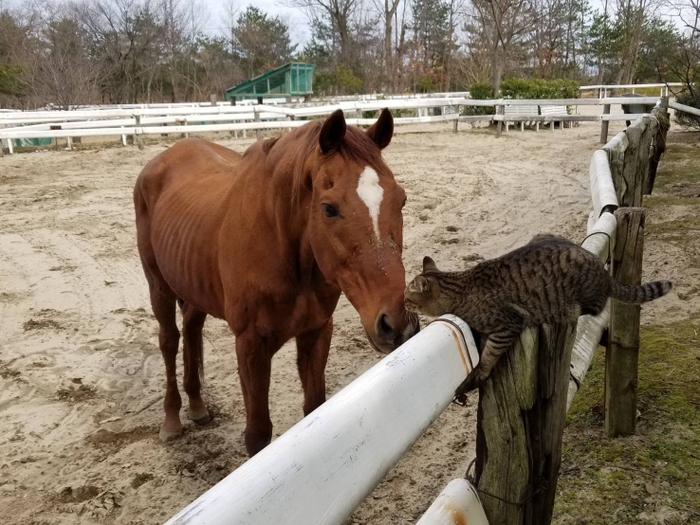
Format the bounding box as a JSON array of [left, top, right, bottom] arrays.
[[322, 203, 339, 218]]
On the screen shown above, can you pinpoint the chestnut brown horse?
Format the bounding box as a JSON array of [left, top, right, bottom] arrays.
[[134, 108, 420, 456]]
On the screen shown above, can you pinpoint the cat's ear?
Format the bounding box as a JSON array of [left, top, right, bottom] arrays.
[[422, 256, 439, 273], [409, 276, 431, 293]]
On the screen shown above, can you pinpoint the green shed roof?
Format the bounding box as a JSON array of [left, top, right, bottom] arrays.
[[225, 62, 315, 100]]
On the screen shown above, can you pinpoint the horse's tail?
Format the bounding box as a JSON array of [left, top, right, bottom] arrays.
[[610, 280, 672, 303]]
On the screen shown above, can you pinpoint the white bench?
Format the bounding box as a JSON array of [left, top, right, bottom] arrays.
[[539, 105, 570, 130], [503, 104, 539, 132]]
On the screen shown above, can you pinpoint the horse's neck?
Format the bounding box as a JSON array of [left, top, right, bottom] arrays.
[[262, 137, 317, 272]]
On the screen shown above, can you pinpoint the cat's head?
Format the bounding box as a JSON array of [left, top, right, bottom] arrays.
[[404, 256, 446, 317]]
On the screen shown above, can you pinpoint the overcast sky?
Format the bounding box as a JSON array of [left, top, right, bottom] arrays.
[[198, 0, 685, 52], [199, 0, 311, 47]]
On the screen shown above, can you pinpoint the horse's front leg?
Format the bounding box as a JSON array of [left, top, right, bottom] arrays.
[[296, 318, 333, 416], [235, 331, 277, 457]]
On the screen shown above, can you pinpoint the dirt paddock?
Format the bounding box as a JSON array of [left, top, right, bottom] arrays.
[[0, 120, 686, 524]]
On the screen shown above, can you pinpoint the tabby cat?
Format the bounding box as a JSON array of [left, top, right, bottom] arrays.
[[404, 234, 672, 396]]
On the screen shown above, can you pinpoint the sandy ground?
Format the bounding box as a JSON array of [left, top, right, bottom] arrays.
[[0, 118, 685, 525]]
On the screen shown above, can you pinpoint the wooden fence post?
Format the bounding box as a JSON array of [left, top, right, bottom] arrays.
[[134, 115, 144, 150], [604, 118, 653, 208], [475, 321, 577, 525], [599, 104, 610, 144], [255, 106, 262, 140], [605, 207, 645, 437], [453, 106, 459, 133], [645, 96, 670, 195], [496, 105, 504, 137]]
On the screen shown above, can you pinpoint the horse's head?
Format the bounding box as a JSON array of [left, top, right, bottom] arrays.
[[305, 108, 420, 353]]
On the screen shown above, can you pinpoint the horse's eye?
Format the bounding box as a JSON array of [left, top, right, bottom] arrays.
[[322, 203, 339, 218], [402, 198, 407, 208]]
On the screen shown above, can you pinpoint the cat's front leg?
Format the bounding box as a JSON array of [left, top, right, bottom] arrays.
[[454, 330, 520, 401], [454, 367, 485, 400]]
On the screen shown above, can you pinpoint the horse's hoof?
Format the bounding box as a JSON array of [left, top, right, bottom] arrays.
[[159, 426, 183, 442], [189, 410, 212, 426]]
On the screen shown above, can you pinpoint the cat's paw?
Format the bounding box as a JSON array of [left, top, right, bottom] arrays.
[[454, 367, 483, 402]]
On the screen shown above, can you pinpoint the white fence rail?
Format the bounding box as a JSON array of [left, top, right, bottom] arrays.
[[669, 100, 700, 117], [0, 96, 665, 154], [163, 315, 480, 525], [580, 83, 683, 97]]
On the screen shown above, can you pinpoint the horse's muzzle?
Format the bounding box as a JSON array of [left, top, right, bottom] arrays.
[[368, 310, 421, 354]]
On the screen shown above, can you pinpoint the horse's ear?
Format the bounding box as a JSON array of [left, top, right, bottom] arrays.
[[367, 108, 393, 149], [320, 109, 347, 154], [423, 256, 439, 273]]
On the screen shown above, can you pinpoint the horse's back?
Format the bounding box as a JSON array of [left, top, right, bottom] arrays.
[[135, 138, 241, 204]]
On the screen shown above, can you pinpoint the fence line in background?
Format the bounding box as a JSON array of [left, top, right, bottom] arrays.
[[1, 96, 665, 154]]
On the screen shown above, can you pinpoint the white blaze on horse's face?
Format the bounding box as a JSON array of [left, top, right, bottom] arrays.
[[356, 167, 384, 240]]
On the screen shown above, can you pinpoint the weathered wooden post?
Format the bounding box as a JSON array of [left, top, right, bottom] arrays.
[[230, 98, 239, 138], [600, 104, 611, 144], [601, 104, 658, 436], [645, 96, 670, 195], [254, 105, 262, 140], [50, 125, 61, 151], [134, 115, 144, 150], [605, 208, 645, 437], [604, 117, 653, 209], [496, 105, 504, 137], [474, 321, 577, 524]]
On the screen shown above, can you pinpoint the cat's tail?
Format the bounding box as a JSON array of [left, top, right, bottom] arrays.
[[610, 280, 672, 303]]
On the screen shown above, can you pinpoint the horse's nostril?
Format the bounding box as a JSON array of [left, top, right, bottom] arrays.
[[376, 313, 395, 339]]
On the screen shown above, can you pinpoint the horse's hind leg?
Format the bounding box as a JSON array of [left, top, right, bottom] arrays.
[[181, 302, 210, 425], [148, 283, 183, 441], [136, 194, 182, 441]]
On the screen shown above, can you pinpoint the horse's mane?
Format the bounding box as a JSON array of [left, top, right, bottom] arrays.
[[290, 119, 384, 201]]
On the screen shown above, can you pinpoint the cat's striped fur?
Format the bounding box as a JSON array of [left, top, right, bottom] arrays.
[[404, 234, 672, 395]]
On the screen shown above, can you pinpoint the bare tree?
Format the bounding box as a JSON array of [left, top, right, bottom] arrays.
[[613, 0, 658, 83], [34, 7, 102, 108], [469, 0, 530, 94], [288, 0, 361, 63], [80, 0, 165, 103], [371, 0, 403, 90]]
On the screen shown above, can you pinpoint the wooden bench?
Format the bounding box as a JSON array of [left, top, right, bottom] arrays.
[[503, 104, 539, 132]]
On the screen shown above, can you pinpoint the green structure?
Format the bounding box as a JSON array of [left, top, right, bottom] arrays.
[[225, 62, 315, 101]]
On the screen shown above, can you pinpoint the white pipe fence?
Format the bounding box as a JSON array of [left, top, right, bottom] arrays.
[[0, 96, 666, 154], [579, 82, 683, 98], [416, 478, 489, 525], [669, 100, 700, 117], [163, 315, 480, 525]]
